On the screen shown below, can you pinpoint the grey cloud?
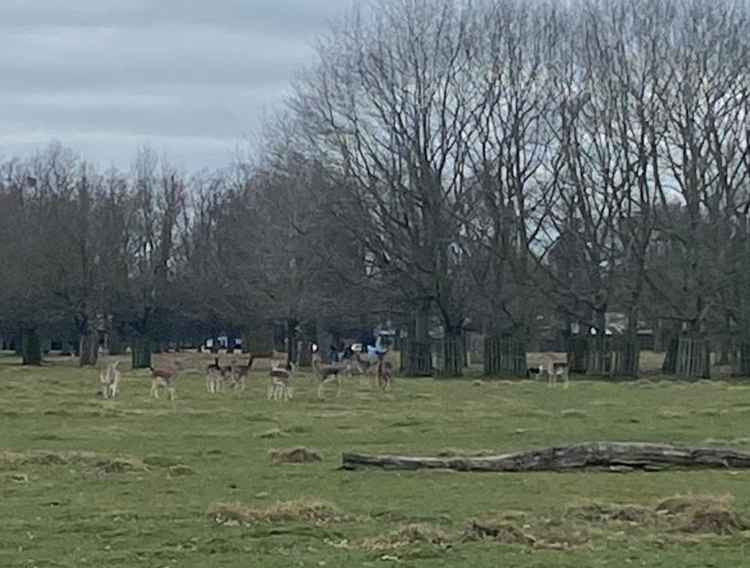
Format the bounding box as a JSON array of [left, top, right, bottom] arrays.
[[0, 0, 352, 169], [0, 0, 349, 34], [1, 26, 311, 93]]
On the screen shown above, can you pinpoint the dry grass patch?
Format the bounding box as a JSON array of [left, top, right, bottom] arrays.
[[654, 494, 730, 516], [7, 472, 29, 483], [679, 507, 748, 535], [0, 449, 148, 473], [208, 499, 344, 526], [362, 524, 451, 551], [655, 495, 749, 534], [563, 494, 748, 537], [463, 520, 537, 546], [168, 464, 195, 476], [270, 447, 322, 464], [142, 455, 181, 468], [565, 502, 654, 525], [97, 457, 145, 473]]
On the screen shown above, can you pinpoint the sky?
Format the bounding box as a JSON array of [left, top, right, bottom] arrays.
[[0, 1, 351, 170]]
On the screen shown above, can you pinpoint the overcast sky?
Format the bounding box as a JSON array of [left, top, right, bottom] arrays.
[[0, 1, 350, 170]]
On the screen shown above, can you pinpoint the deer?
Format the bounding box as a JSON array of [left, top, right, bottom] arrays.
[[267, 361, 295, 401], [206, 357, 224, 394], [99, 360, 121, 399], [376, 356, 393, 391], [539, 353, 570, 388], [228, 355, 253, 391], [149, 362, 178, 400], [312, 353, 350, 399]]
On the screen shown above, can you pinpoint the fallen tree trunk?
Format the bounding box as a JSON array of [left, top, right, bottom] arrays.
[[342, 442, 750, 472]]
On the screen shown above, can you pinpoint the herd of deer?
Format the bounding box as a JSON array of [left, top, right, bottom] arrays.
[[97, 350, 396, 402], [97, 351, 568, 401]]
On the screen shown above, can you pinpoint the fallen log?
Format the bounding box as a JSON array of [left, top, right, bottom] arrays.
[[342, 442, 750, 472]]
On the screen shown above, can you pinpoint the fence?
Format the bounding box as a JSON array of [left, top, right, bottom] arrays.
[[401, 338, 467, 377], [437, 337, 465, 377], [483, 337, 527, 377], [402, 340, 433, 376], [674, 336, 711, 378], [566, 335, 640, 377], [732, 341, 750, 376]]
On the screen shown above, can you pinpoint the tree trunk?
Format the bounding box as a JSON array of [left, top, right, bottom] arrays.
[[718, 316, 732, 365], [586, 310, 610, 375], [675, 335, 711, 379], [404, 302, 432, 376], [21, 328, 42, 366], [653, 319, 664, 353], [78, 328, 99, 367], [108, 325, 125, 356], [226, 335, 235, 354], [718, 342, 730, 366], [286, 319, 298, 368], [484, 335, 527, 377], [131, 336, 152, 369], [662, 336, 679, 374], [733, 341, 750, 377], [342, 442, 750, 472], [439, 328, 464, 377], [297, 340, 313, 367], [567, 335, 588, 373], [611, 334, 639, 377]]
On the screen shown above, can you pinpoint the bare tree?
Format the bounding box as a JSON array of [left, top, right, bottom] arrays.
[[292, 0, 485, 375], [126, 148, 185, 368], [644, 0, 750, 376], [462, 0, 558, 374]]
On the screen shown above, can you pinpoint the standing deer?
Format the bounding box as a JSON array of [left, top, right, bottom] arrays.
[[149, 363, 178, 400]]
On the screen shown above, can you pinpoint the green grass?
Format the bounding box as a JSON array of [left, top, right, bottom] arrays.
[[1, 353, 750, 567]]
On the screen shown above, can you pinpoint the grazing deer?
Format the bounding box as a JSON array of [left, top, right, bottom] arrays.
[[99, 360, 121, 399], [312, 354, 348, 399], [267, 361, 295, 401], [228, 355, 253, 391], [149, 363, 178, 400], [218, 360, 234, 390]]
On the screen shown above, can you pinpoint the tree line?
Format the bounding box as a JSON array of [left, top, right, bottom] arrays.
[[1, 0, 749, 377]]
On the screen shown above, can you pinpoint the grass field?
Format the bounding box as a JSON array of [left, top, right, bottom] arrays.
[[2, 352, 750, 567]]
